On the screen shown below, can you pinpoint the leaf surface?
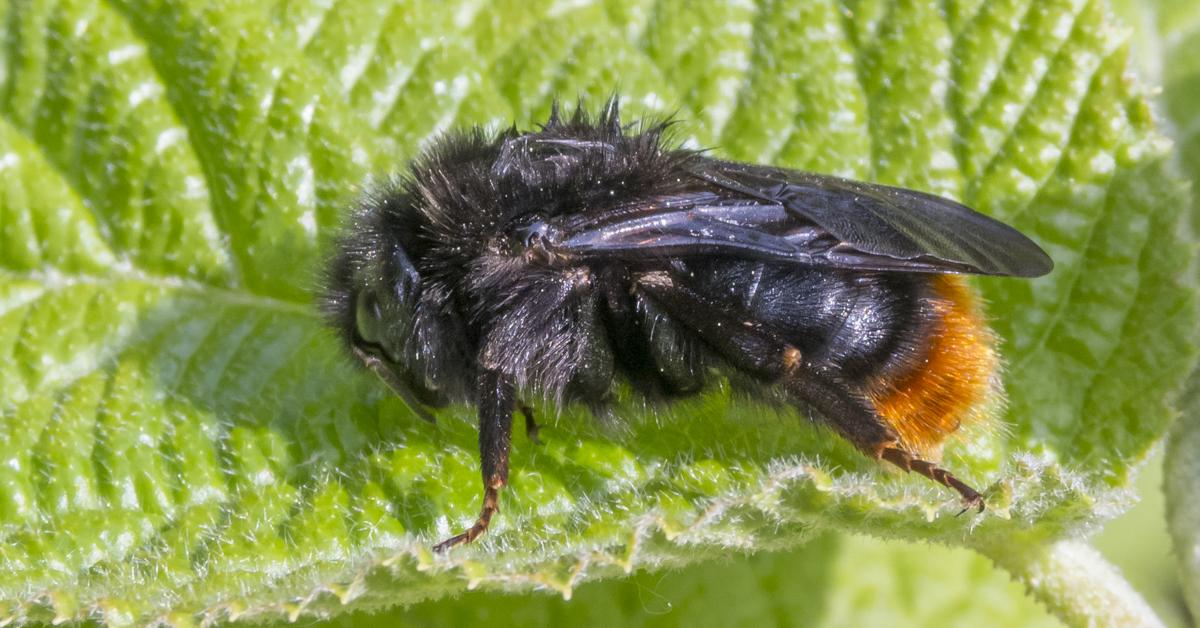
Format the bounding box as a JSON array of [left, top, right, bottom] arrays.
[[0, 0, 1193, 624]]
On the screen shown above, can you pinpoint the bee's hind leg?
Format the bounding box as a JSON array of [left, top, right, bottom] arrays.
[[634, 272, 986, 513], [782, 358, 986, 512], [433, 371, 514, 553], [879, 447, 985, 513]]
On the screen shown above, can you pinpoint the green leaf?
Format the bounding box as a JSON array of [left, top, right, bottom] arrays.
[[1169, 408, 1200, 619], [0, 0, 1194, 625], [1115, 0, 1200, 619], [326, 533, 1061, 627], [1113, 0, 1200, 619]]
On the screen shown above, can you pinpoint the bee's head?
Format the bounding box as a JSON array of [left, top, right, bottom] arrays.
[[321, 185, 471, 419]]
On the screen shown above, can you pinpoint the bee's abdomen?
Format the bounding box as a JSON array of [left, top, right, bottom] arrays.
[[684, 262, 997, 450], [685, 261, 924, 381], [748, 268, 998, 450], [864, 276, 998, 451]]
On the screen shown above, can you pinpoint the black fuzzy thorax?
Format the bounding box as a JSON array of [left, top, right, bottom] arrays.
[[322, 102, 943, 411], [410, 105, 694, 288]]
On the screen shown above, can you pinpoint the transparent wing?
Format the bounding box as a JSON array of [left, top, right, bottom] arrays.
[[543, 159, 1053, 277]]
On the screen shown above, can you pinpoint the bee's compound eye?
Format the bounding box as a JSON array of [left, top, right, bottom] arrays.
[[354, 289, 386, 346]]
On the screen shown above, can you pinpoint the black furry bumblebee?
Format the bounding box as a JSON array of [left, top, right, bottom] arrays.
[[321, 99, 1052, 552]]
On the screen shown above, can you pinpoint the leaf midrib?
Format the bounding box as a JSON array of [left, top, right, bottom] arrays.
[[2, 269, 315, 317]]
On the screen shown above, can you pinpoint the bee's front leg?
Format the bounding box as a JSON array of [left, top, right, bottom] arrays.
[[433, 371, 514, 552]]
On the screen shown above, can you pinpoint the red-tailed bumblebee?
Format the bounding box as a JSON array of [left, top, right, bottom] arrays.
[[321, 98, 1053, 552]]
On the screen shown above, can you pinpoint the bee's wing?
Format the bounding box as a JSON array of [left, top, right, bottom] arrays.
[[549, 160, 1053, 277]]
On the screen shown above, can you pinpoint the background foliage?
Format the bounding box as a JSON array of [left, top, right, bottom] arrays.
[[1115, 0, 1200, 621], [0, 0, 1195, 625]]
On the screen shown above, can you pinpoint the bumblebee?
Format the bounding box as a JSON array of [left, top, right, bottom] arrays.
[[321, 99, 1053, 551]]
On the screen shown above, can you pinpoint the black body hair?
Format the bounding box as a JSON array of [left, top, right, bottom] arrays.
[[322, 99, 934, 407]]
